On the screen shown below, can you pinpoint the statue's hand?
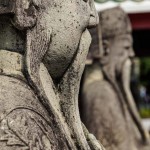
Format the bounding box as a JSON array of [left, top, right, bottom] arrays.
[[88, 134, 105, 150], [82, 123, 105, 150]]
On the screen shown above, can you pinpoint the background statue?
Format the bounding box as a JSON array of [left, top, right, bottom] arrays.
[[81, 7, 150, 150], [0, 0, 105, 149]]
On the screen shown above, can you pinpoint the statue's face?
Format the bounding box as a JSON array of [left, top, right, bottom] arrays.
[[41, 0, 98, 80], [2, 0, 98, 80], [110, 34, 135, 75], [102, 33, 135, 76]]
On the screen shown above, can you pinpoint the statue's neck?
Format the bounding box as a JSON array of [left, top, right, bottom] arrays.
[[0, 49, 24, 80], [0, 16, 25, 54], [83, 63, 104, 87]]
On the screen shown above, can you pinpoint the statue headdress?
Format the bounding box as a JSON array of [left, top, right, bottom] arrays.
[[99, 7, 132, 39]]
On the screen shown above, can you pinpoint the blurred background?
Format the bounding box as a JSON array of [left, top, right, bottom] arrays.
[[92, 0, 150, 132]]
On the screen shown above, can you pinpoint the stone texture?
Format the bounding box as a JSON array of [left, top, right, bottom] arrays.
[[0, 0, 104, 149]]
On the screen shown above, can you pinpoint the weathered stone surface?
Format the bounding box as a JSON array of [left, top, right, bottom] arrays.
[[0, 0, 104, 149], [81, 7, 150, 150]]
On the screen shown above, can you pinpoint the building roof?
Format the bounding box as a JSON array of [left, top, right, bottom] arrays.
[[95, 0, 144, 3], [95, 0, 150, 13]]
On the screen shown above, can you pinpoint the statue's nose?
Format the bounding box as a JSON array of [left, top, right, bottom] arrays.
[[88, 0, 99, 28]]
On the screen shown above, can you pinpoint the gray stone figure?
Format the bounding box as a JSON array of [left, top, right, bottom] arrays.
[[81, 7, 150, 150], [0, 0, 105, 149]]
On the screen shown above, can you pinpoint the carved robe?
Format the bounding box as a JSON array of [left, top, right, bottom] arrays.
[[0, 50, 70, 150]]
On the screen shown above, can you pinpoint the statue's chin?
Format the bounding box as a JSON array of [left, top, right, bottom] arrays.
[[43, 29, 91, 82]]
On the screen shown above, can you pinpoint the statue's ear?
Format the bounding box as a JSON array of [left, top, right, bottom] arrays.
[[12, 0, 37, 30]]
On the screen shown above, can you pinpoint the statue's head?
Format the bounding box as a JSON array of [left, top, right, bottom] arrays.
[[0, 0, 98, 79], [0, 0, 98, 31], [99, 7, 134, 76], [0, 0, 98, 108]]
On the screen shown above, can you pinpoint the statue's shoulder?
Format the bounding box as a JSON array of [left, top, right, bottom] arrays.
[[0, 75, 58, 149], [0, 75, 70, 150], [84, 79, 117, 101], [0, 75, 48, 117]]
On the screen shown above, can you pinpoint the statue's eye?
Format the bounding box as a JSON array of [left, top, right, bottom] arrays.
[[124, 46, 130, 51]]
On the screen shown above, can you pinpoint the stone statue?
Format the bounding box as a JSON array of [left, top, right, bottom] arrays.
[[0, 0, 105, 149], [81, 7, 150, 150]]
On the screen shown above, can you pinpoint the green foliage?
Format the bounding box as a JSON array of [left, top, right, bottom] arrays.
[[140, 108, 150, 118], [140, 58, 150, 75], [140, 57, 150, 87]]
